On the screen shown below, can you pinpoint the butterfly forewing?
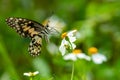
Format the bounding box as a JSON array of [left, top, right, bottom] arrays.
[[6, 17, 45, 38], [6, 17, 48, 56]]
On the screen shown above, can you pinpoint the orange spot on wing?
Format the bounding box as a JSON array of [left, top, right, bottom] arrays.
[[28, 28, 34, 33], [28, 28, 39, 37], [23, 25, 30, 31], [31, 31, 39, 37]]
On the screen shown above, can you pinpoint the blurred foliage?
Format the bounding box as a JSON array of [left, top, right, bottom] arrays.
[[0, 0, 120, 80]]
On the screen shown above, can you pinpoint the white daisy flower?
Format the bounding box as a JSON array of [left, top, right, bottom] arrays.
[[88, 47, 107, 64], [59, 30, 77, 55], [59, 38, 69, 55], [63, 49, 91, 61], [23, 71, 39, 77]]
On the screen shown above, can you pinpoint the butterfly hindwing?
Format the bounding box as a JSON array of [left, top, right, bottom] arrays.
[[28, 35, 42, 56]]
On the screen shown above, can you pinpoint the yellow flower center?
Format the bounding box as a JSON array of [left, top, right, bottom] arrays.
[[72, 49, 82, 54], [29, 72, 33, 76], [61, 32, 67, 38], [28, 72, 38, 76], [88, 47, 98, 54]]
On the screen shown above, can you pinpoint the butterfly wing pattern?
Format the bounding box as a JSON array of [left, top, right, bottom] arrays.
[[6, 17, 49, 56]]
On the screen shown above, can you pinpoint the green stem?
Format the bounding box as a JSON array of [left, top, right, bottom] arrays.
[[81, 74, 86, 80], [30, 77, 33, 80], [70, 62, 74, 80], [68, 39, 73, 50]]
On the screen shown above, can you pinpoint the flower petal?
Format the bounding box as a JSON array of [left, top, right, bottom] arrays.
[[59, 45, 66, 56], [69, 36, 76, 43], [67, 30, 77, 37], [67, 30, 77, 43], [71, 43, 76, 49], [33, 71, 39, 75], [23, 73, 31, 76], [92, 53, 107, 64], [63, 54, 77, 61], [59, 39, 69, 55], [77, 53, 91, 61]]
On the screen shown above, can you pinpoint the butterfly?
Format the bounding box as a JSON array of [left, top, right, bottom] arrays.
[[6, 17, 51, 56]]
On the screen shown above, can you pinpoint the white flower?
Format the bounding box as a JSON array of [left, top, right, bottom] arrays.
[[88, 47, 107, 64], [67, 30, 77, 42], [23, 71, 39, 77], [59, 38, 69, 55], [91, 53, 107, 64], [59, 30, 77, 55], [63, 49, 91, 61]]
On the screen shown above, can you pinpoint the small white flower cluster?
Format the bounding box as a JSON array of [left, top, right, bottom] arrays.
[[59, 30, 90, 61], [59, 30, 77, 56], [23, 71, 39, 77], [59, 30, 107, 64]]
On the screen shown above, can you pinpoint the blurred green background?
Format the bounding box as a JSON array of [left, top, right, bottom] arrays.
[[0, 0, 120, 80]]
